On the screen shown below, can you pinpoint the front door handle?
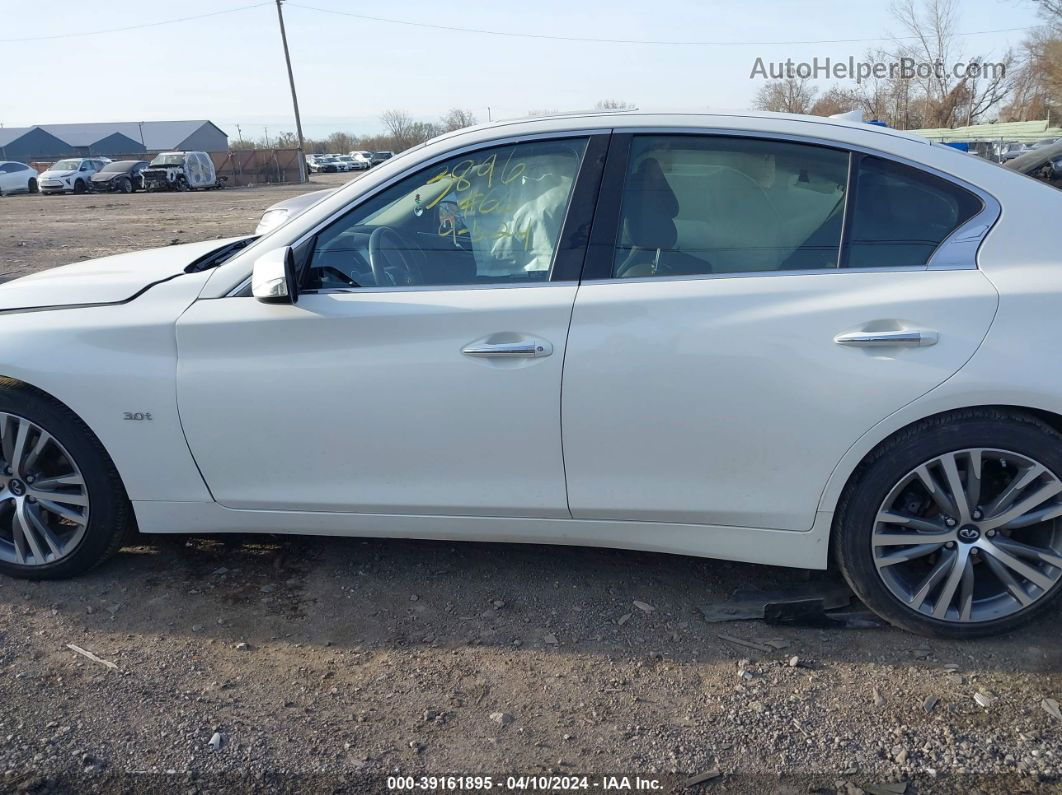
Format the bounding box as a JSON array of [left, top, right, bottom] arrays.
[[462, 338, 553, 359], [834, 329, 939, 348]]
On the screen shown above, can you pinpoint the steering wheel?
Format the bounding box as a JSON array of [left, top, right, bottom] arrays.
[[368, 226, 420, 287]]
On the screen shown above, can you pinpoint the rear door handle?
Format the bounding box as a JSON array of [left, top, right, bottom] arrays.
[[462, 338, 553, 358], [834, 329, 939, 348]]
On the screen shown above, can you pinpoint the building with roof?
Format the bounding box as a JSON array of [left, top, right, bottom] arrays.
[[909, 118, 1062, 143], [0, 120, 228, 160]]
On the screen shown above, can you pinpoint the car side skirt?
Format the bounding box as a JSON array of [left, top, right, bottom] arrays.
[[131, 501, 832, 570]]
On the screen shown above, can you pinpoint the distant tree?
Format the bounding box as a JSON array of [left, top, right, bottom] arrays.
[[380, 109, 440, 150], [440, 108, 478, 132], [527, 108, 561, 117], [753, 78, 817, 113]]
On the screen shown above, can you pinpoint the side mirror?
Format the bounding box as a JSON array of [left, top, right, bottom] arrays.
[[251, 246, 300, 303]]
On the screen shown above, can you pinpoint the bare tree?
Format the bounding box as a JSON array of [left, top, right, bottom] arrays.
[[889, 0, 1012, 126], [753, 78, 817, 113], [380, 110, 439, 150], [439, 108, 478, 132]]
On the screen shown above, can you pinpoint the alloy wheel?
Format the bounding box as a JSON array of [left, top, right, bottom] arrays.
[[0, 412, 90, 566], [873, 448, 1062, 623]]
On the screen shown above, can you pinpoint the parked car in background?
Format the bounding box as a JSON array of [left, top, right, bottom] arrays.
[[0, 161, 38, 196], [255, 188, 334, 234], [350, 151, 373, 168], [4, 112, 1062, 639], [89, 160, 149, 193], [142, 151, 219, 191], [370, 150, 394, 166], [1004, 140, 1062, 188], [335, 155, 366, 171], [37, 158, 109, 194], [1000, 143, 1031, 163], [307, 155, 338, 174]]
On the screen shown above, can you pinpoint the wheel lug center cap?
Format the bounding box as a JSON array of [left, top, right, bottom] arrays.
[[7, 479, 26, 497], [957, 524, 981, 543]]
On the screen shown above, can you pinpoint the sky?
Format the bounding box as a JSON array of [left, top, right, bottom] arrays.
[[0, 0, 1045, 140]]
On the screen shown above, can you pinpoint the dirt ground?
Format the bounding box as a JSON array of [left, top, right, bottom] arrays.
[[0, 178, 1060, 795]]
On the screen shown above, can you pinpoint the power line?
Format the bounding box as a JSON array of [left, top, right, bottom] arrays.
[[0, 2, 271, 43], [288, 3, 1035, 47]]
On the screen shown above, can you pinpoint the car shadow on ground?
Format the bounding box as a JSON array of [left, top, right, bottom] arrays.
[[3, 532, 1058, 675]]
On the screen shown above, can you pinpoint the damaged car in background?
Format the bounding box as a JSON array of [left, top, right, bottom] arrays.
[[142, 151, 224, 191], [4, 112, 1062, 642], [89, 160, 149, 193]]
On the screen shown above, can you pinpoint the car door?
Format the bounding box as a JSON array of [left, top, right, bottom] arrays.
[[561, 133, 999, 531], [0, 164, 17, 193], [176, 133, 607, 518]]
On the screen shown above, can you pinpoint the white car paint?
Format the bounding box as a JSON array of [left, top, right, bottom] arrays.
[[36, 157, 108, 194], [0, 161, 38, 195], [2, 111, 1062, 574]]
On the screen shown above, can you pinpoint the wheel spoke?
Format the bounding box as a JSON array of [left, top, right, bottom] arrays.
[[984, 463, 1044, 517], [915, 464, 958, 518], [24, 503, 63, 558], [21, 430, 52, 473], [873, 528, 954, 546], [966, 449, 983, 513], [932, 547, 969, 618], [958, 556, 975, 621], [982, 481, 1062, 530], [981, 552, 1034, 607], [941, 452, 971, 523], [28, 488, 88, 508], [875, 542, 947, 567], [13, 502, 45, 564], [0, 416, 14, 467], [876, 511, 950, 534], [908, 550, 955, 610], [31, 472, 83, 490], [990, 536, 1062, 569], [980, 541, 1055, 592], [10, 420, 29, 478], [35, 498, 87, 526]]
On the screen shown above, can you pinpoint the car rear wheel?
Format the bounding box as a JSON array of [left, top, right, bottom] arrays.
[[73, 179, 86, 194], [835, 409, 1062, 638], [28, 178, 38, 193], [0, 381, 130, 579]]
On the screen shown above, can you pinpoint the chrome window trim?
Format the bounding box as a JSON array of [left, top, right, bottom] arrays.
[[582, 264, 931, 287], [608, 126, 1000, 277]]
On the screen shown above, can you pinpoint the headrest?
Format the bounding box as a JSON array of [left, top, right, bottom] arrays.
[[622, 157, 678, 250]]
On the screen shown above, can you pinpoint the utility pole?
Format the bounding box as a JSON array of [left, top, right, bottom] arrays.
[[275, 0, 307, 183]]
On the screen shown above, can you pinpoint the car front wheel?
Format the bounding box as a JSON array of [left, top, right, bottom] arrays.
[[0, 381, 130, 579], [835, 409, 1062, 638]]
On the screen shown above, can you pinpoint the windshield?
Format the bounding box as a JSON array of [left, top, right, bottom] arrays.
[[150, 154, 184, 166], [374, 152, 392, 158], [50, 159, 81, 171]]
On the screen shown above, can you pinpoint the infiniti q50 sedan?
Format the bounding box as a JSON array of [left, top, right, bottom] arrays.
[[2, 112, 1062, 638]]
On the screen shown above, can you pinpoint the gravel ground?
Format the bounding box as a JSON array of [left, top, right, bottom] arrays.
[[0, 177, 1060, 795]]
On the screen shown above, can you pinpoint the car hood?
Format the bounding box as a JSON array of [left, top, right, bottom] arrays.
[[90, 171, 125, 181], [0, 237, 247, 312], [39, 170, 75, 179]]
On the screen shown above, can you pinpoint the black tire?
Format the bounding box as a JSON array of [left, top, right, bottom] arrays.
[[117, 177, 132, 194], [0, 380, 131, 580], [176, 177, 188, 192], [835, 408, 1062, 638], [27, 178, 37, 194], [73, 179, 86, 194]]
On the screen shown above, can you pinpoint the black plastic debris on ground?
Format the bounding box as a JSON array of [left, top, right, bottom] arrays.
[[700, 582, 888, 629]]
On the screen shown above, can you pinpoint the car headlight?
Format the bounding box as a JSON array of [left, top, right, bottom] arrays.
[[256, 208, 290, 235]]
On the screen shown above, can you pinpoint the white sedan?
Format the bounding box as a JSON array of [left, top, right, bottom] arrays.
[[2, 112, 1061, 639], [0, 161, 39, 195]]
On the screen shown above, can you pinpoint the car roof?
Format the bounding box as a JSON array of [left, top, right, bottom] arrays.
[[426, 110, 931, 148]]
